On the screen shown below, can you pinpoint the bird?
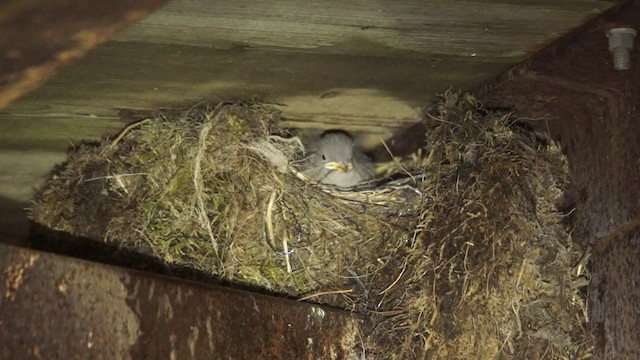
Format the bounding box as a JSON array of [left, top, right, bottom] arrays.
[[302, 130, 375, 188]]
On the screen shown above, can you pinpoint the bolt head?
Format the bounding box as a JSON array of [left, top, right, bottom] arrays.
[[608, 27, 637, 50]]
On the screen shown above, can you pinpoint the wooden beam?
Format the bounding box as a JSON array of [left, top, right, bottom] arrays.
[[115, 0, 614, 59], [0, 41, 514, 152], [0, 0, 171, 109]]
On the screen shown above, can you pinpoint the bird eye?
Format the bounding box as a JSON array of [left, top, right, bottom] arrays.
[[321, 154, 327, 161]]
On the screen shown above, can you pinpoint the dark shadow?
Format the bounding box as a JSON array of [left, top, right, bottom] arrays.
[[0, 195, 29, 246], [28, 221, 300, 300], [367, 121, 428, 162]]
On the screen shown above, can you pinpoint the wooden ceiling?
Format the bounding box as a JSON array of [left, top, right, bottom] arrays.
[[0, 0, 618, 228]]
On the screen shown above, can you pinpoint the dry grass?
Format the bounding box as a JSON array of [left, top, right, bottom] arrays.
[[30, 91, 592, 359], [363, 90, 591, 359]]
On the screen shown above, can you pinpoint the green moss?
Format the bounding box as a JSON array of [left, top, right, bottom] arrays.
[[31, 94, 590, 359]]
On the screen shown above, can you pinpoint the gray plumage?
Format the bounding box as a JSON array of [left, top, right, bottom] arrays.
[[303, 131, 375, 188]]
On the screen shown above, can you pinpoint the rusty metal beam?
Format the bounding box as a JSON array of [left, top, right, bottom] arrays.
[[0, 0, 171, 109], [479, 0, 639, 245], [478, 1, 640, 358], [0, 243, 364, 359]]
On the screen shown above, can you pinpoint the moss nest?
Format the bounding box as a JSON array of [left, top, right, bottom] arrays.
[[30, 91, 592, 359]]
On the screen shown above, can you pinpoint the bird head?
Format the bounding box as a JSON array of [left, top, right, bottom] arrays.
[[315, 132, 355, 173]]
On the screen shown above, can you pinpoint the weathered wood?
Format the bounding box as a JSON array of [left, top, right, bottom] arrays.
[[0, 0, 171, 109], [0, 41, 513, 152], [116, 0, 613, 59]]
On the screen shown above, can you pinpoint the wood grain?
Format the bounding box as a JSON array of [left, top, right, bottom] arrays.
[[0, 0, 616, 207], [0, 40, 513, 151], [116, 0, 613, 58]]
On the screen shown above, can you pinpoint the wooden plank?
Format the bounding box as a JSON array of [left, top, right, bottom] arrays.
[[0, 41, 513, 150], [115, 0, 614, 58], [0, 150, 66, 200], [0, 0, 171, 109]]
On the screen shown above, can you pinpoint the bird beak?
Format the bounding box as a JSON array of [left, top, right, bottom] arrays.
[[325, 161, 352, 173]]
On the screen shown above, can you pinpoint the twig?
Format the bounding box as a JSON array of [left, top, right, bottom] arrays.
[[102, 118, 152, 155], [379, 259, 408, 295], [83, 172, 153, 182], [380, 138, 416, 184], [264, 191, 277, 248], [425, 112, 460, 127], [194, 110, 220, 254], [298, 289, 353, 302], [279, 199, 293, 274], [516, 258, 527, 288], [283, 234, 292, 273]]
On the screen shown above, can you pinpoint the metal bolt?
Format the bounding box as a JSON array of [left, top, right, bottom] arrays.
[[607, 28, 636, 70]]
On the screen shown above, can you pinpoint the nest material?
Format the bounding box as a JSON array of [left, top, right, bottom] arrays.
[[30, 91, 592, 359]]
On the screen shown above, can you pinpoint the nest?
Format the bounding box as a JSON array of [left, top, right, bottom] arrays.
[[30, 91, 592, 359]]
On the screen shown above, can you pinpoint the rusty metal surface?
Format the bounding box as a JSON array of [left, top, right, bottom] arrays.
[[478, 2, 640, 358], [0, 243, 364, 359], [479, 1, 640, 245], [0, 0, 170, 109], [590, 223, 640, 359]]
